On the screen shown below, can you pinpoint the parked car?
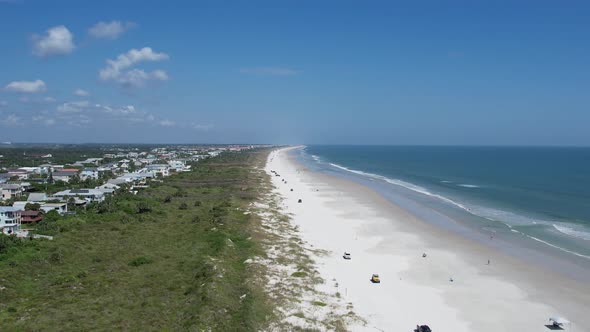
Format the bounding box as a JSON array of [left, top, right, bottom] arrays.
[[415, 325, 432, 332], [371, 274, 380, 283]]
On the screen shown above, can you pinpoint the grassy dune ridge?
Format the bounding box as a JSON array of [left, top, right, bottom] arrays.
[[0, 148, 274, 331]]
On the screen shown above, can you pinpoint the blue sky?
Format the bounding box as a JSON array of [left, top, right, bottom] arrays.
[[0, 0, 589, 145]]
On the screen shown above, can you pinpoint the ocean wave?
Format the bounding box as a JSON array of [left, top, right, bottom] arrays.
[[457, 184, 480, 188], [311, 155, 321, 162], [511, 229, 590, 259], [328, 162, 471, 212], [553, 224, 590, 241], [527, 234, 590, 260], [326, 160, 590, 259]]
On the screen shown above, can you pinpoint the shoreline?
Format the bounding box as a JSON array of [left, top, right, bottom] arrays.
[[266, 146, 590, 331]]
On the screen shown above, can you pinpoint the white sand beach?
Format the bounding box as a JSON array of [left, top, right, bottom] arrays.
[[266, 147, 590, 332]]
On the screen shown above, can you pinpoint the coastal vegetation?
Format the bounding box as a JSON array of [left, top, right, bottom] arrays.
[[0, 149, 274, 330]]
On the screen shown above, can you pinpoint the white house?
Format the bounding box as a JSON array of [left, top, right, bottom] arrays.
[[0, 206, 21, 233], [1, 184, 24, 200], [80, 168, 99, 181], [40, 202, 68, 215], [27, 193, 49, 202], [168, 160, 190, 172], [147, 164, 170, 177], [53, 189, 106, 203]]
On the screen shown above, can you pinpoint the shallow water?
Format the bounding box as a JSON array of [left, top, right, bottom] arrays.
[[295, 146, 590, 280]]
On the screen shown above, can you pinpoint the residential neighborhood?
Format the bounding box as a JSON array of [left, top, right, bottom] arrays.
[[0, 144, 259, 237]]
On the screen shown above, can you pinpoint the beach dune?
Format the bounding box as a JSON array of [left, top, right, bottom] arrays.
[[266, 147, 590, 332]]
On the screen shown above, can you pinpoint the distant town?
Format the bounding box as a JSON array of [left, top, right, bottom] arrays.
[[0, 144, 264, 239]]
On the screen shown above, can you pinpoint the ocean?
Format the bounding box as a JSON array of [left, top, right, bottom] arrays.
[[296, 146, 590, 273]]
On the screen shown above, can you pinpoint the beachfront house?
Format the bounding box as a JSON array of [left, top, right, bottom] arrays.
[[0, 206, 21, 234], [168, 160, 190, 172], [40, 202, 68, 215], [20, 210, 44, 224], [1, 184, 24, 200], [80, 168, 99, 181], [0, 174, 10, 184], [52, 170, 79, 183], [147, 164, 170, 177], [53, 189, 106, 203], [27, 193, 49, 202], [7, 168, 29, 180], [97, 183, 120, 191]]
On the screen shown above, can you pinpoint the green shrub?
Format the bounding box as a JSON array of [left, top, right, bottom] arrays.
[[135, 202, 152, 214], [179, 203, 188, 210], [128, 256, 153, 267]]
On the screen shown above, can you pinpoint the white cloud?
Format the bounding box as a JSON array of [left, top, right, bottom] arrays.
[[43, 96, 56, 103], [99, 47, 169, 88], [159, 119, 175, 127], [239, 66, 300, 76], [4, 79, 46, 93], [88, 21, 135, 40], [32, 115, 56, 126], [57, 100, 90, 113], [56, 101, 148, 122], [0, 114, 20, 126], [32, 25, 75, 57], [151, 69, 169, 80], [192, 123, 213, 131], [74, 89, 90, 97]]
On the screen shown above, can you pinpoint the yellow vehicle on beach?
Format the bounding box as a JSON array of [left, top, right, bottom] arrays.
[[371, 274, 380, 283]]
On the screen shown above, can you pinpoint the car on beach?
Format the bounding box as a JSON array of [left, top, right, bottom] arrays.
[[343, 252, 351, 260], [415, 325, 432, 332], [370, 274, 380, 283]]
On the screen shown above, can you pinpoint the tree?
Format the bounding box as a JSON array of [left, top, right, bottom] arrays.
[[24, 203, 41, 211]]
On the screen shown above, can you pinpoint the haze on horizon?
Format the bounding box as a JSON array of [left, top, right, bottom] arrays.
[[0, 1, 589, 146]]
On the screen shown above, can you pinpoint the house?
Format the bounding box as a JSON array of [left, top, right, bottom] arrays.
[[7, 168, 29, 180], [38, 164, 53, 174], [168, 160, 190, 172], [12, 201, 27, 211], [81, 168, 99, 181], [20, 210, 44, 223], [0, 173, 10, 184], [52, 170, 79, 183], [27, 193, 49, 202], [0, 206, 21, 233], [147, 164, 170, 177], [1, 184, 24, 200], [53, 189, 106, 203], [18, 167, 40, 174], [40, 202, 68, 214], [97, 183, 120, 190], [18, 182, 33, 192]]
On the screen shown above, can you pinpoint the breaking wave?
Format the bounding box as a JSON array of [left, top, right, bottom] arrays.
[[326, 161, 590, 259]]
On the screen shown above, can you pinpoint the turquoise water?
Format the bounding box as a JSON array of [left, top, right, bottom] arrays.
[[298, 146, 590, 264]]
